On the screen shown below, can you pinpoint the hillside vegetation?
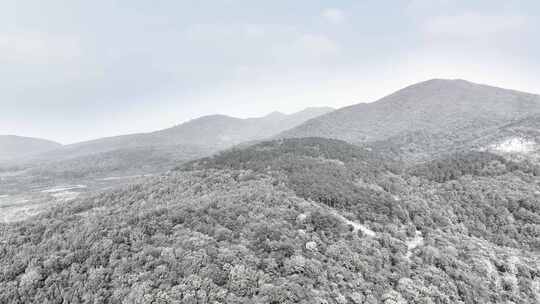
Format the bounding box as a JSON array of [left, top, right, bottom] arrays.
[[2, 137, 538, 303], [2, 80, 540, 303]]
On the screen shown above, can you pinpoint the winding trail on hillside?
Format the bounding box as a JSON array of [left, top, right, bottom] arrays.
[[327, 208, 377, 237], [305, 198, 427, 261], [305, 199, 377, 237]]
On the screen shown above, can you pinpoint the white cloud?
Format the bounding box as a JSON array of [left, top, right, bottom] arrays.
[[0, 32, 81, 64], [407, 0, 452, 13], [184, 23, 296, 42], [183, 23, 339, 63], [244, 24, 266, 37], [322, 8, 346, 24], [184, 24, 236, 41], [297, 34, 340, 55], [271, 33, 340, 61], [424, 13, 530, 38]]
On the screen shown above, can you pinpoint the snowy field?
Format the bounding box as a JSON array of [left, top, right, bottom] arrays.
[[490, 137, 537, 154]]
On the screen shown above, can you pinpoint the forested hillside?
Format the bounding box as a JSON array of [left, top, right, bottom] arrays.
[[2, 138, 538, 303], [186, 138, 540, 250], [366, 113, 540, 163]]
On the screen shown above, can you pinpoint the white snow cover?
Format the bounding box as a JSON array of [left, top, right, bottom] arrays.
[[304, 199, 377, 237], [331, 211, 376, 237], [41, 185, 87, 193], [51, 191, 80, 202], [405, 231, 424, 259], [490, 137, 536, 154], [99, 174, 150, 181]]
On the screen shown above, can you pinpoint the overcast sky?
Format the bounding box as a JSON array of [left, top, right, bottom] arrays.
[[1, 0, 539, 144]]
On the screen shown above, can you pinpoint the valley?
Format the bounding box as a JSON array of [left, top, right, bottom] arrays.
[[0, 171, 154, 223]]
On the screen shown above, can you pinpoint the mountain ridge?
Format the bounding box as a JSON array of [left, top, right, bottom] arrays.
[[279, 79, 540, 145], [0, 107, 332, 163], [59, 106, 335, 158]]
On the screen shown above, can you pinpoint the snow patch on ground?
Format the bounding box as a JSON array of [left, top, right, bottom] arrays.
[[303, 200, 377, 237], [1, 206, 41, 223], [51, 191, 80, 202], [0, 197, 35, 223], [354, 179, 385, 192], [100, 176, 127, 181], [79, 206, 108, 216], [405, 231, 424, 259], [490, 137, 536, 154], [318, 158, 345, 166], [41, 185, 87, 193], [0, 197, 29, 206], [331, 211, 376, 237], [99, 175, 145, 181]]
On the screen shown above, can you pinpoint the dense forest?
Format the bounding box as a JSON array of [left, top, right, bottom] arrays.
[[1, 138, 539, 303]]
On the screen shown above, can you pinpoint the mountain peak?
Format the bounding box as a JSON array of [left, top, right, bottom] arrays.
[[263, 111, 287, 119], [280, 80, 540, 144], [400, 78, 477, 92], [295, 106, 335, 113], [421, 78, 471, 84]]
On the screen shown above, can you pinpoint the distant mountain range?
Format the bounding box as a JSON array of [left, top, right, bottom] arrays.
[[4, 79, 540, 176], [0, 107, 335, 185], [1, 107, 334, 163], [0, 135, 62, 161]]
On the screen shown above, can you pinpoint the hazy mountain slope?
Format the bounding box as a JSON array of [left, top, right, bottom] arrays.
[[39, 107, 334, 161], [0, 108, 333, 193], [155, 106, 335, 147], [0, 135, 62, 161], [281, 79, 540, 144]]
